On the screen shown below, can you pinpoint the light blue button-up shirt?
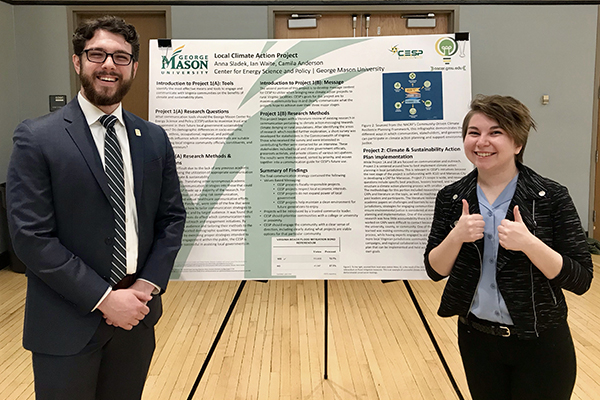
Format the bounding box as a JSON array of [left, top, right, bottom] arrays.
[[470, 174, 519, 324]]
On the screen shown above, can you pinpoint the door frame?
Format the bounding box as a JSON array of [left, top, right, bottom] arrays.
[[66, 6, 171, 101], [590, 7, 600, 238], [267, 4, 460, 39]]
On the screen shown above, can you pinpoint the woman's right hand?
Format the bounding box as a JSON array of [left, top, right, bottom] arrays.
[[426, 199, 484, 277], [452, 199, 485, 243]]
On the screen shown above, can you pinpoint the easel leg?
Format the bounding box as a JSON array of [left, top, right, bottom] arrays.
[[324, 279, 328, 380], [402, 280, 464, 400], [187, 280, 247, 400]]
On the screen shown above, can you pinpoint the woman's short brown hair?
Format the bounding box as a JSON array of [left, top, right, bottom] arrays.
[[462, 94, 536, 163]]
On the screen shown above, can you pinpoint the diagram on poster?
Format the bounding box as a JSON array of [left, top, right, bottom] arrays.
[[382, 71, 443, 121]]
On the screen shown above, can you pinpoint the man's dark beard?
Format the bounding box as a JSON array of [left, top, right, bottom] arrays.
[[79, 71, 133, 106]]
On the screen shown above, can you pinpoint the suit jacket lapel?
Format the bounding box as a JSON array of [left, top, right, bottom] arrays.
[[496, 165, 544, 271], [64, 98, 111, 201], [124, 111, 144, 202]]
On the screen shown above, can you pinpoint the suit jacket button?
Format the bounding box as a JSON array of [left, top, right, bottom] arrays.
[[105, 237, 112, 245]]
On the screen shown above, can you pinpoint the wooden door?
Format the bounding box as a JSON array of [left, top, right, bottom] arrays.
[[274, 12, 451, 39], [74, 12, 167, 120], [365, 13, 449, 36]]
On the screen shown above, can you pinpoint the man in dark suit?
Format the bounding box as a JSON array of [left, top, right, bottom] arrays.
[[6, 16, 186, 400]]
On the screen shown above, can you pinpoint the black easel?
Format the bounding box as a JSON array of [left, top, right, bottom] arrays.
[[381, 279, 464, 400], [324, 280, 328, 379], [186, 280, 247, 400], [187, 278, 461, 399]]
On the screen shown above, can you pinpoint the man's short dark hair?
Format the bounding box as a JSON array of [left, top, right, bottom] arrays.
[[73, 15, 140, 62]]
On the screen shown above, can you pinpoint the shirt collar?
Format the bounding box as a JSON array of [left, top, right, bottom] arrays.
[[78, 91, 124, 128], [477, 173, 519, 209]]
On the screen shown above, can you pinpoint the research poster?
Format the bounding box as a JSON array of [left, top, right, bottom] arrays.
[[148, 34, 472, 281]]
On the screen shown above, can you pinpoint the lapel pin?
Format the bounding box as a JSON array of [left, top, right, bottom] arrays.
[[135, 129, 141, 137]]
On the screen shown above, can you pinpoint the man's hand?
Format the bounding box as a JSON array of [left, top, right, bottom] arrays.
[[130, 280, 156, 301], [97, 289, 151, 330]]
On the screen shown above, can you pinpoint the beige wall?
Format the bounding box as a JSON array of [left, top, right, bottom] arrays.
[[461, 5, 597, 227], [0, 2, 18, 254], [0, 2, 18, 183], [0, 4, 597, 252]]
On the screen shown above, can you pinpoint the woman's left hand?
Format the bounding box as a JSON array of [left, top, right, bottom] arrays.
[[498, 205, 533, 251]]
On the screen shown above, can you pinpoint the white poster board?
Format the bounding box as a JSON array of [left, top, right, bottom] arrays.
[[148, 34, 472, 281]]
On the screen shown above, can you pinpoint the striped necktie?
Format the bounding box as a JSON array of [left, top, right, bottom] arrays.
[[99, 114, 127, 287]]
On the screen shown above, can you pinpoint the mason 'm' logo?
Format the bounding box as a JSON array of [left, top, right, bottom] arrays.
[[161, 45, 209, 75]]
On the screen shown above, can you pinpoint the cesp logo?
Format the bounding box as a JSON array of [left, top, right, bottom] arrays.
[[389, 45, 424, 59], [161, 45, 209, 74], [435, 37, 458, 57]]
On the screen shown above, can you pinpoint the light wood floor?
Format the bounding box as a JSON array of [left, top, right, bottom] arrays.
[[1, 259, 600, 400]]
